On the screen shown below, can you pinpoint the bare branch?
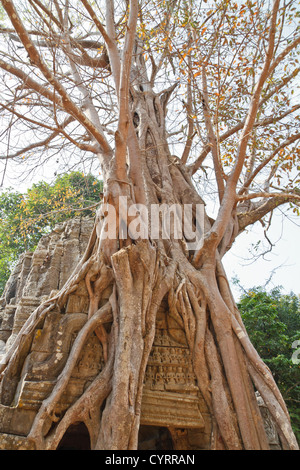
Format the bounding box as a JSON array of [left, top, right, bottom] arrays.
[[181, 34, 194, 165], [268, 35, 300, 79], [190, 85, 300, 176], [1, 0, 112, 155], [237, 191, 300, 203], [80, 0, 122, 99], [0, 101, 61, 132], [28, 0, 63, 31], [61, 9, 108, 151], [229, 0, 281, 186], [238, 193, 300, 233], [0, 58, 63, 106], [115, 0, 138, 180], [240, 132, 300, 194], [201, 65, 225, 201]]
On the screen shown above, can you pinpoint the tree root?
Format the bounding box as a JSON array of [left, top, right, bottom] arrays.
[[27, 300, 113, 449], [41, 342, 115, 450], [0, 215, 298, 450], [166, 254, 298, 450]]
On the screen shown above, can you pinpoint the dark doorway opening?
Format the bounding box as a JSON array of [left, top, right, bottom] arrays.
[[57, 422, 91, 450], [138, 425, 173, 450]]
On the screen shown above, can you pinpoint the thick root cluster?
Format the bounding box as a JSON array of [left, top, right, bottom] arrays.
[[0, 226, 297, 450]]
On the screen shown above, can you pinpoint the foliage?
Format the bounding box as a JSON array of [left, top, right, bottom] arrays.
[[0, 172, 102, 294], [238, 287, 300, 442]]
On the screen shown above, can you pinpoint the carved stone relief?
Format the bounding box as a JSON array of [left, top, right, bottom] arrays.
[[141, 304, 209, 443], [144, 329, 199, 394], [256, 392, 281, 450]]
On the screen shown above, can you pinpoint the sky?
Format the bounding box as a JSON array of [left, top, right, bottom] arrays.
[[223, 210, 300, 299]]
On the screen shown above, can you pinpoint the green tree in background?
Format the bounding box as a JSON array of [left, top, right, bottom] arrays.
[[238, 287, 300, 443], [0, 172, 102, 294], [0, 0, 299, 449]]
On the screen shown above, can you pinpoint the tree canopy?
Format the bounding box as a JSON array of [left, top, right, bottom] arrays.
[[239, 286, 300, 442], [0, 0, 299, 233], [0, 171, 102, 294]]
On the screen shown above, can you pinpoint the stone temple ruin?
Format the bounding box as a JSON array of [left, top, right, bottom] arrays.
[[0, 217, 281, 450]]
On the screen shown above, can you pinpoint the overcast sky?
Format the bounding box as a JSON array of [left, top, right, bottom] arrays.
[[223, 210, 300, 299]]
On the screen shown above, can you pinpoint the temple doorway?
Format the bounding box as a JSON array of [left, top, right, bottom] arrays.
[[57, 422, 91, 450], [138, 425, 174, 450]]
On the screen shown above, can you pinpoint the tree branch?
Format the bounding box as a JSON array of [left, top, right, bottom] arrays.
[[0, 58, 63, 106], [115, 0, 138, 180], [195, 0, 282, 259], [80, 0, 122, 102], [190, 94, 300, 176], [240, 132, 300, 194], [28, 0, 63, 31], [181, 34, 195, 165], [1, 0, 112, 155], [201, 65, 225, 202], [62, 9, 108, 150], [228, 0, 280, 186], [105, 0, 122, 91], [268, 35, 300, 79], [237, 193, 300, 232], [237, 191, 300, 203]]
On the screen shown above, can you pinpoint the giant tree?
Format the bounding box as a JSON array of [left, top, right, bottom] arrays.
[[0, 0, 299, 450]]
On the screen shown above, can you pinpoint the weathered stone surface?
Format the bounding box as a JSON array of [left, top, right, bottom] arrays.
[[256, 392, 281, 450], [0, 217, 94, 353], [0, 433, 35, 450], [0, 405, 36, 436]]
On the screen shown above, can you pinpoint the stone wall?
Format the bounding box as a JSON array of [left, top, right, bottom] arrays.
[[0, 217, 94, 350]]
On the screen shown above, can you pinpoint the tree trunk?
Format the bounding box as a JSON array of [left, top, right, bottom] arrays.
[[0, 83, 298, 451]]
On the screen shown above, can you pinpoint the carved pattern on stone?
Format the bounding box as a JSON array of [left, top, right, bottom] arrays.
[[256, 392, 281, 449], [144, 328, 198, 394]]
